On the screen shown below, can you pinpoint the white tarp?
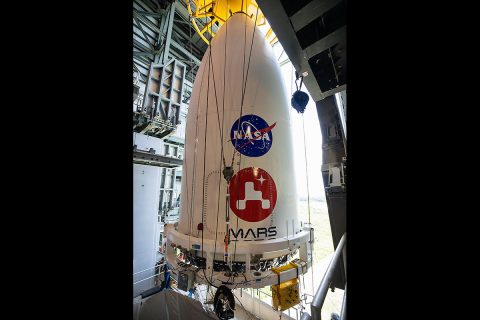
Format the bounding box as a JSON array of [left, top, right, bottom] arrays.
[[137, 290, 218, 320]]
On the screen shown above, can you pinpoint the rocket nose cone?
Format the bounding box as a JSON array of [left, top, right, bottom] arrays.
[[212, 11, 266, 53], [179, 11, 299, 240]]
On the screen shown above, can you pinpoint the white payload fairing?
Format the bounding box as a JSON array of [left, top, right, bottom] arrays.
[[166, 11, 312, 290]]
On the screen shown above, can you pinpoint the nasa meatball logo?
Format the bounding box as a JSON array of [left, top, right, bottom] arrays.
[[229, 167, 277, 222], [230, 114, 276, 157]]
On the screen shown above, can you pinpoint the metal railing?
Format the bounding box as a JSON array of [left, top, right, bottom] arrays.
[[133, 233, 346, 319], [133, 262, 167, 285], [340, 283, 346, 320], [133, 271, 165, 285], [239, 287, 302, 320], [304, 232, 346, 320]]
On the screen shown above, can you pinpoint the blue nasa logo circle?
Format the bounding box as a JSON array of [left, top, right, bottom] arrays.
[[230, 114, 276, 157]]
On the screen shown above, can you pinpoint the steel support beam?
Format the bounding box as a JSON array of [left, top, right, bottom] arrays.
[[316, 95, 346, 290], [134, 9, 165, 18], [256, 0, 324, 101], [170, 39, 201, 66], [319, 85, 347, 104], [174, 0, 208, 47], [142, 0, 161, 12], [134, 50, 155, 57], [183, 78, 194, 91], [134, 63, 148, 82], [134, 12, 161, 38], [304, 26, 346, 60], [174, 18, 190, 25], [172, 32, 204, 63], [134, 12, 161, 34], [133, 150, 183, 168], [134, 0, 156, 13], [290, 0, 342, 32], [134, 55, 153, 68], [160, 1, 176, 64], [134, 38, 155, 54], [133, 29, 155, 48], [173, 0, 190, 21], [279, 58, 291, 67], [134, 15, 155, 50], [172, 24, 195, 46], [172, 26, 202, 54]]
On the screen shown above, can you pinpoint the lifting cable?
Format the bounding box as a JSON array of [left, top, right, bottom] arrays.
[[301, 104, 315, 294], [187, 34, 207, 250], [205, 29, 226, 237], [210, 0, 230, 284], [198, 0, 229, 286], [286, 64, 316, 301], [229, 10, 250, 271], [206, 21, 226, 168], [194, 0, 218, 284], [200, 4, 214, 261], [232, 4, 260, 266], [229, 7, 248, 168], [184, 5, 194, 251], [240, 5, 260, 112]]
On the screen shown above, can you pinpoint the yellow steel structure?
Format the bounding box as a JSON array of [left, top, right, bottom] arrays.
[[271, 262, 301, 311], [185, 0, 277, 45]]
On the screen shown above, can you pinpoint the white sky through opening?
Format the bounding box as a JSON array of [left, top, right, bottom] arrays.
[[273, 43, 326, 201]]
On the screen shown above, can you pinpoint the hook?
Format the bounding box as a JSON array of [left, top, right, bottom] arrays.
[[294, 73, 304, 91]]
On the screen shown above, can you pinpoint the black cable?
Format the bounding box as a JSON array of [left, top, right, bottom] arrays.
[[232, 5, 260, 265], [200, 0, 208, 263], [231, 9, 250, 270], [188, 50, 207, 240], [240, 5, 260, 107], [195, 0, 220, 286], [200, 267, 221, 290], [183, 4, 195, 249], [204, 10, 226, 170], [193, 0, 212, 261], [189, 1, 195, 81], [210, 0, 230, 285], [302, 114, 315, 292], [207, 30, 224, 285], [201, 52, 213, 261], [221, 0, 229, 135], [229, 10, 248, 167], [208, 53, 226, 168]]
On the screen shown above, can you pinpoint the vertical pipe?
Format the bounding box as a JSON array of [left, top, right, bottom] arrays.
[[311, 233, 346, 320], [340, 283, 346, 320]]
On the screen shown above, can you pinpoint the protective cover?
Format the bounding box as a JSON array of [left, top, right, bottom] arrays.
[[137, 290, 217, 320]]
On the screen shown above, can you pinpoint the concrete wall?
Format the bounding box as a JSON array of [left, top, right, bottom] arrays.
[[133, 164, 162, 297], [133, 132, 165, 153]]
